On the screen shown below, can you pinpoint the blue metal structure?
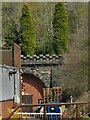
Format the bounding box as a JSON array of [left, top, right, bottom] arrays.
[[34, 102, 62, 120], [47, 105, 60, 120]]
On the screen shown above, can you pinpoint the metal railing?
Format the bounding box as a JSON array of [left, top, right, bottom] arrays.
[[6, 102, 89, 120], [17, 112, 62, 120]]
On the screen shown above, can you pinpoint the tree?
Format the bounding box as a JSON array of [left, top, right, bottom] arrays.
[[2, 2, 22, 49], [20, 3, 36, 55], [3, 21, 20, 49], [53, 2, 68, 55], [35, 39, 54, 55]]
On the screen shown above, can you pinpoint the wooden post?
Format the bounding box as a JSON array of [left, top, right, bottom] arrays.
[[76, 104, 79, 120], [44, 105, 46, 120], [60, 107, 62, 120]]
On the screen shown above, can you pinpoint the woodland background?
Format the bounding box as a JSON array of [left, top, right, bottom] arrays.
[[2, 2, 88, 102]]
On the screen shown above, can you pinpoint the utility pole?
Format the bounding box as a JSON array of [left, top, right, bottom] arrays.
[[50, 67, 54, 101], [50, 68, 52, 88]]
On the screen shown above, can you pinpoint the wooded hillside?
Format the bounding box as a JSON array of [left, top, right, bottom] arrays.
[[2, 2, 88, 102]]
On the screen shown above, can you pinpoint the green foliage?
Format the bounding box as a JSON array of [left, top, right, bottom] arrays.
[[20, 3, 36, 55], [35, 42, 46, 55], [44, 40, 54, 55], [62, 82, 87, 102], [2, 3, 22, 49], [68, 11, 78, 33], [3, 22, 20, 49], [53, 2, 68, 55], [35, 39, 54, 55], [67, 3, 88, 33], [32, 3, 55, 55]]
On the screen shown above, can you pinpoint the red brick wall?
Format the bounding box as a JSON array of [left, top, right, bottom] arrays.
[[0, 50, 12, 66], [22, 74, 45, 104], [0, 100, 13, 118]]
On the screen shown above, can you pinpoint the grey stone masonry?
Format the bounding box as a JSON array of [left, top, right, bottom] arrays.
[[21, 54, 63, 87], [21, 54, 63, 67]]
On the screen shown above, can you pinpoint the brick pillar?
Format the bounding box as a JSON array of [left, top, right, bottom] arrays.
[[13, 43, 21, 68], [13, 43, 22, 106]]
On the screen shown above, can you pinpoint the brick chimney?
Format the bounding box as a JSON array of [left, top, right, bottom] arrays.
[[13, 43, 21, 68]]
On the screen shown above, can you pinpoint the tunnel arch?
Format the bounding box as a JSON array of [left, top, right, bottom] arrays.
[[22, 74, 46, 104]]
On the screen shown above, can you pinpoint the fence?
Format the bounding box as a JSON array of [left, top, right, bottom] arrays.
[[6, 102, 89, 120], [43, 87, 62, 103]]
